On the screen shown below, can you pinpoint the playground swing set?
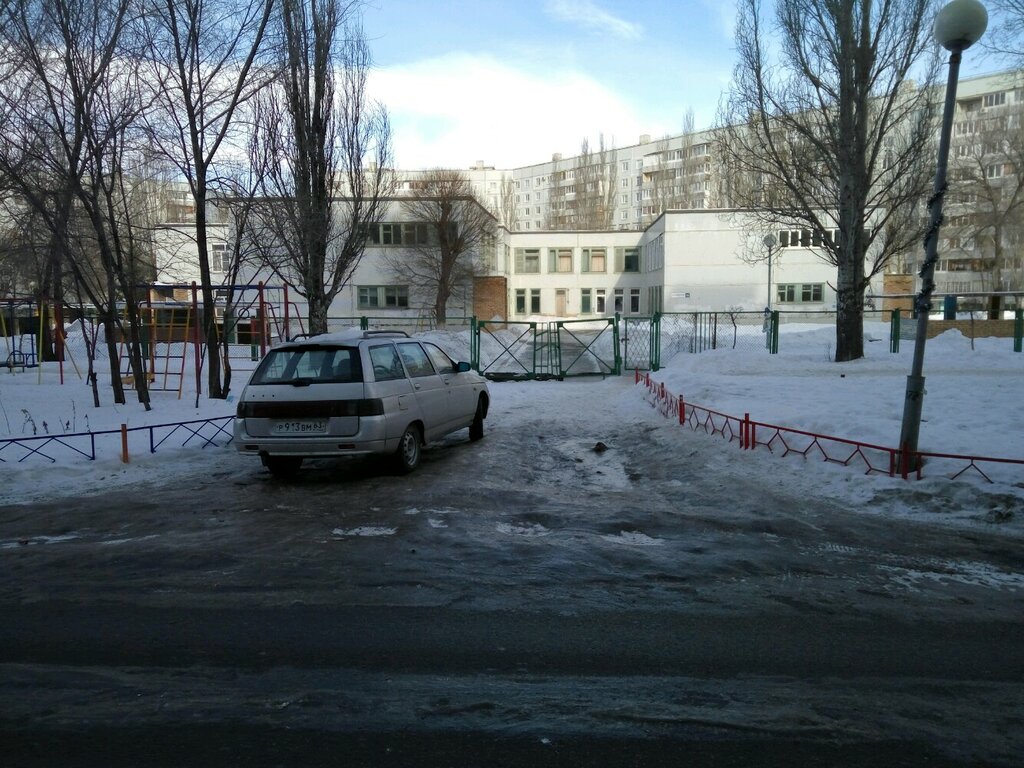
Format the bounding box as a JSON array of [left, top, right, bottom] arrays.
[[3, 283, 300, 396]]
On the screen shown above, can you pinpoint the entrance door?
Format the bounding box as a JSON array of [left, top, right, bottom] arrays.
[[555, 289, 567, 317]]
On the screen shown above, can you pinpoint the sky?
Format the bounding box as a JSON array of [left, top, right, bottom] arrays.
[[360, 0, 1012, 171], [362, 0, 740, 169], [2, 322, 1022, 534]]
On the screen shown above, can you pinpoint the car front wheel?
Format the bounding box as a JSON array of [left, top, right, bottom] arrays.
[[393, 425, 421, 474]]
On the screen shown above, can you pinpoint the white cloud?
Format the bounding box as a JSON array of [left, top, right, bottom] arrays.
[[544, 0, 643, 40], [700, 0, 738, 38], [369, 53, 659, 170]]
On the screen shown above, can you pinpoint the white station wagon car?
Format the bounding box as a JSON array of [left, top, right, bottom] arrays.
[[234, 330, 490, 477]]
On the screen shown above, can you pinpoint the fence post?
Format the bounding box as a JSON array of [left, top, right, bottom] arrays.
[[120, 424, 129, 463], [1015, 309, 1022, 353], [651, 312, 661, 372], [890, 309, 901, 354], [770, 311, 780, 354], [679, 396, 685, 424]]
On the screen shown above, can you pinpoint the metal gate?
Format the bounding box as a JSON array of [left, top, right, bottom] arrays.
[[472, 318, 620, 379], [622, 316, 657, 372]]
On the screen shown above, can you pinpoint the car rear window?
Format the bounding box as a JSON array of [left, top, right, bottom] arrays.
[[250, 345, 362, 385]]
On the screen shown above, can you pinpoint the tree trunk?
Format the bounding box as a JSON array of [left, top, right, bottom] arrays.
[[102, 302, 125, 405], [308, 294, 329, 336], [194, 193, 224, 399]]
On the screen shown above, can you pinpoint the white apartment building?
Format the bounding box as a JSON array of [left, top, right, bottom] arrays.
[[149, 69, 1020, 322]]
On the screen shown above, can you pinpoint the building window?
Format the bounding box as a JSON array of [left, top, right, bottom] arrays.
[[630, 288, 640, 313], [596, 289, 606, 314], [549, 248, 573, 273], [616, 247, 640, 272], [581, 288, 592, 314], [987, 163, 1006, 178], [581, 248, 606, 273], [530, 289, 541, 314], [211, 242, 230, 272], [984, 92, 1006, 107], [515, 289, 526, 314], [515, 248, 541, 273], [358, 285, 409, 310], [776, 283, 824, 304], [368, 222, 429, 246], [614, 288, 624, 313], [779, 228, 844, 248]]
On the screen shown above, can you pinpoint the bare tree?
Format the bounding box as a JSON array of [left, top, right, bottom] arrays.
[[387, 169, 498, 327], [573, 135, 617, 229], [498, 175, 518, 230], [142, 0, 276, 399], [250, 0, 395, 335], [983, 1, 1024, 66], [0, 0, 158, 405], [716, 0, 940, 362], [214, 143, 268, 395]]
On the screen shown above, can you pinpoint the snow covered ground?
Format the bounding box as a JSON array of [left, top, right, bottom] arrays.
[[1, 322, 1023, 533]]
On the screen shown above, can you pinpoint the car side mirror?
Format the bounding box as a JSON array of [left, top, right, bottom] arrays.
[[456, 361, 472, 373]]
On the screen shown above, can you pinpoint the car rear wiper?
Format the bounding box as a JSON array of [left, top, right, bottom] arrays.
[[289, 378, 313, 387]]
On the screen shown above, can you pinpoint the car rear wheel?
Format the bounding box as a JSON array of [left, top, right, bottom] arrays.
[[264, 455, 303, 478], [469, 398, 485, 442], [393, 425, 421, 474]]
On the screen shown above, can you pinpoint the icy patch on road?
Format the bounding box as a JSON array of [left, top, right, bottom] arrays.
[[878, 561, 1024, 591], [601, 531, 664, 546], [99, 535, 159, 546], [496, 522, 551, 537], [1, 533, 81, 549], [331, 526, 397, 538]]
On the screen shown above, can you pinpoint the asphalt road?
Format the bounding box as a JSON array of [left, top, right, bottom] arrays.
[[2, 380, 1023, 766]]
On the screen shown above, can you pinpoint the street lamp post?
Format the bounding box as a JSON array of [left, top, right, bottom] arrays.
[[763, 234, 777, 310], [898, 0, 987, 473]]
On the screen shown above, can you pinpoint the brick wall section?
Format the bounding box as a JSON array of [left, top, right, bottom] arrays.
[[473, 276, 507, 323], [924, 319, 1018, 339], [883, 274, 914, 312]]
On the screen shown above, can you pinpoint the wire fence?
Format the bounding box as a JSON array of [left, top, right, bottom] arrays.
[[0, 416, 235, 465]]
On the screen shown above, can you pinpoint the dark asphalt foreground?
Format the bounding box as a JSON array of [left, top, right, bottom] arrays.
[[1, 603, 1021, 766], [0, 728, 981, 768], [3, 380, 1024, 767]]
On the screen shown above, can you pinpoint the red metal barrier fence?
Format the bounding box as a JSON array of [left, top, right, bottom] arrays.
[[635, 370, 1024, 484]]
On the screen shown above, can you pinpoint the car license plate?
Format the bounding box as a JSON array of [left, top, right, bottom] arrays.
[[272, 419, 328, 434]]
